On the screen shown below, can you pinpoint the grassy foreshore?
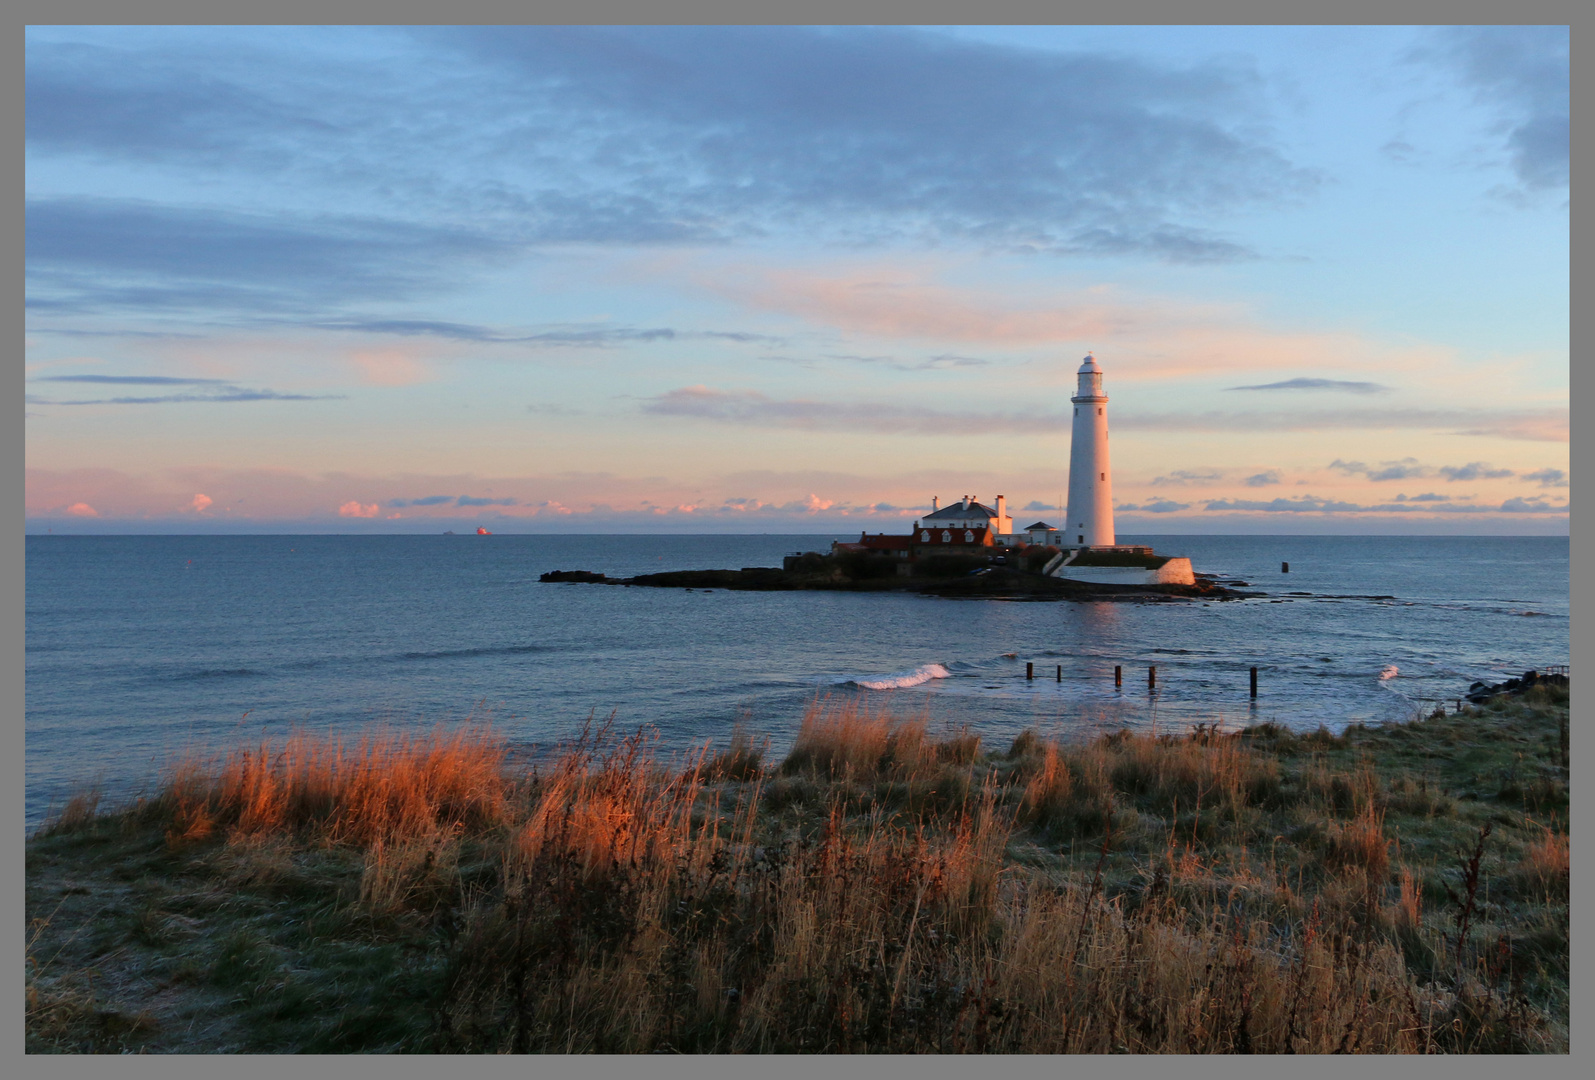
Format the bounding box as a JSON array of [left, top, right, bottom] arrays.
[[27, 687, 1569, 1053]]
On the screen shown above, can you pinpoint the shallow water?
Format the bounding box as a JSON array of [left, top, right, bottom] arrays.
[[25, 533, 1568, 825]]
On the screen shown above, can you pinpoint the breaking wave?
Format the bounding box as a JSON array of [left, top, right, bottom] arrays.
[[1378, 665, 1400, 681], [847, 663, 952, 690]]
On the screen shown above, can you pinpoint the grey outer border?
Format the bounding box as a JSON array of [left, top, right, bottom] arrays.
[[11, 3, 1581, 1080]]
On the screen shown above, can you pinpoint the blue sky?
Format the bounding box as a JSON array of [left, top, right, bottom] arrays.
[[25, 25, 1568, 533]]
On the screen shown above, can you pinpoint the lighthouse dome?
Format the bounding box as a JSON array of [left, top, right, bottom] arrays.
[[1077, 352, 1101, 374]]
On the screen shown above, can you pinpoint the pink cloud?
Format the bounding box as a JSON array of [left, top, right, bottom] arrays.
[[65, 502, 98, 517], [682, 258, 1471, 382], [348, 348, 434, 387], [338, 501, 380, 518], [190, 493, 213, 513]]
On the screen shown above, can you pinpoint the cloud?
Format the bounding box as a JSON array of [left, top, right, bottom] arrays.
[[1244, 471, 1281, 487], [1118, 499, 1190, 513], [1394, 493, 1451, 502], [25, 197, 510, 318], [315, 318, 781, 350], [29, 28, 1315, 260], [641, 385, 1067, 435], [388, 495, 455, 507], [1204, 494, 1567, 515], [338, 501, 380, 517], [1152, 469, 1224, 487], [27, 382, 342, 406], [1499, 496, 1568, 513], [1521, 468, 1568, 488], [825, 352, 994, 371], [1439, 462, 1515, 482], [1421, 26, 1569, 191], [1110, 410, 1565, 442], [1329, 457, 1429, 482], [455, 495, 517, 507], [65, 502, 98, 517], [189, 493, 213, 513], [37, 374, 231, 385], [1227, 378, 1388, 394], [641, 386, 1567, 444], [349, 349, 433, 386]]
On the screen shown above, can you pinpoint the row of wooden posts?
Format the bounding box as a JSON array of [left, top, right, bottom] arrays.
[[1025, 661, 1261, 697]]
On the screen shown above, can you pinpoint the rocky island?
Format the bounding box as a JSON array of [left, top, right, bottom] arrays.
[[540, 546, 1251, 602]]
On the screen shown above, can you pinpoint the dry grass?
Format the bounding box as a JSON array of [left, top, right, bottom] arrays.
[[151, 725, 513, 849], [26, 694, 1570, 1054], [1514, 827, 1569, 903]]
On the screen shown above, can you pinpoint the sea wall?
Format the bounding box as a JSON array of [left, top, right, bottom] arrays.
[[1054, 557, 1195, 586]]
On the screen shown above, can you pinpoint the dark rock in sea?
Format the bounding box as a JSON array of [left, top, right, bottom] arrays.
[[1465, 669, 1569, 703], [540, 570, 614, 584]]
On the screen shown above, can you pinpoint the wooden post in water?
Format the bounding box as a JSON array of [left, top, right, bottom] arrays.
[[1250, 667, 1258, 698], [1148, 665, 1157, 689], [1281, 561, 1290, 573], [1026, 661, 1034, 680], [1056, 664, 1062, 682], [1115, 665, 1122, 687]]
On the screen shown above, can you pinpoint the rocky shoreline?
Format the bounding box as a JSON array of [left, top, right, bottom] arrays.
[[540, 563, 1252, 602], [1466, 668, 1570, 704]]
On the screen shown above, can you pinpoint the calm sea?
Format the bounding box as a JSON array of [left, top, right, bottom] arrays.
[[25, 534, 1568, 826]]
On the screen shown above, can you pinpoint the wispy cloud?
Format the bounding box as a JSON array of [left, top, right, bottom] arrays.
[[1117, 499, 1191, 513], [1521, 467, 1568, 488], [1204, 494, 1566, 515], [1227, 377, 1388, 393], [29, 386, 342, 405], [641, 387, 1567, 442], [37, 374, 232, 385], [1419, 26, 1569, 192], [26, 197, 511, 318], [1152, 469, 1225, 487], [1438, 461, 1516, 482], [1328, 457, 1430, 481]]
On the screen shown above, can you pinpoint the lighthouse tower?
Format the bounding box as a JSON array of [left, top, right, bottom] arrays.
[[1065, 352, 1115, 548]]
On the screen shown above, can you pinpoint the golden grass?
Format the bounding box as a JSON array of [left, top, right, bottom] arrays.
[[28, 696, 1569, 1054], [154, 725, 512, 849]]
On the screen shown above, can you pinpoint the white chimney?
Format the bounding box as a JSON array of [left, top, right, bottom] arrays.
[[996, 494, 1007, 533], [932, 495, 940, 511]]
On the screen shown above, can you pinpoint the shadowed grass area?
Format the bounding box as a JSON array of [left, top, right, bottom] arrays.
[[26, 693, 1569, 1053]]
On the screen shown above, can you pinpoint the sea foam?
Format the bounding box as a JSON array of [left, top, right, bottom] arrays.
[[849, 663, 952, 690]]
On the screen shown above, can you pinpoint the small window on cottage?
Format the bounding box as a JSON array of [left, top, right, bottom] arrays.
[[964, 530, 974, 542], [920, 530, 930, 541], [942, 530, 951, 542]]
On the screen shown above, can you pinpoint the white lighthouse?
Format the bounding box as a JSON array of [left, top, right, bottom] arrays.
[[1065, 352, 1115, 548]]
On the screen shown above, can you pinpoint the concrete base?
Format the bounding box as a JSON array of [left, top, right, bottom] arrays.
[[1053, 557, 1195, 586]]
